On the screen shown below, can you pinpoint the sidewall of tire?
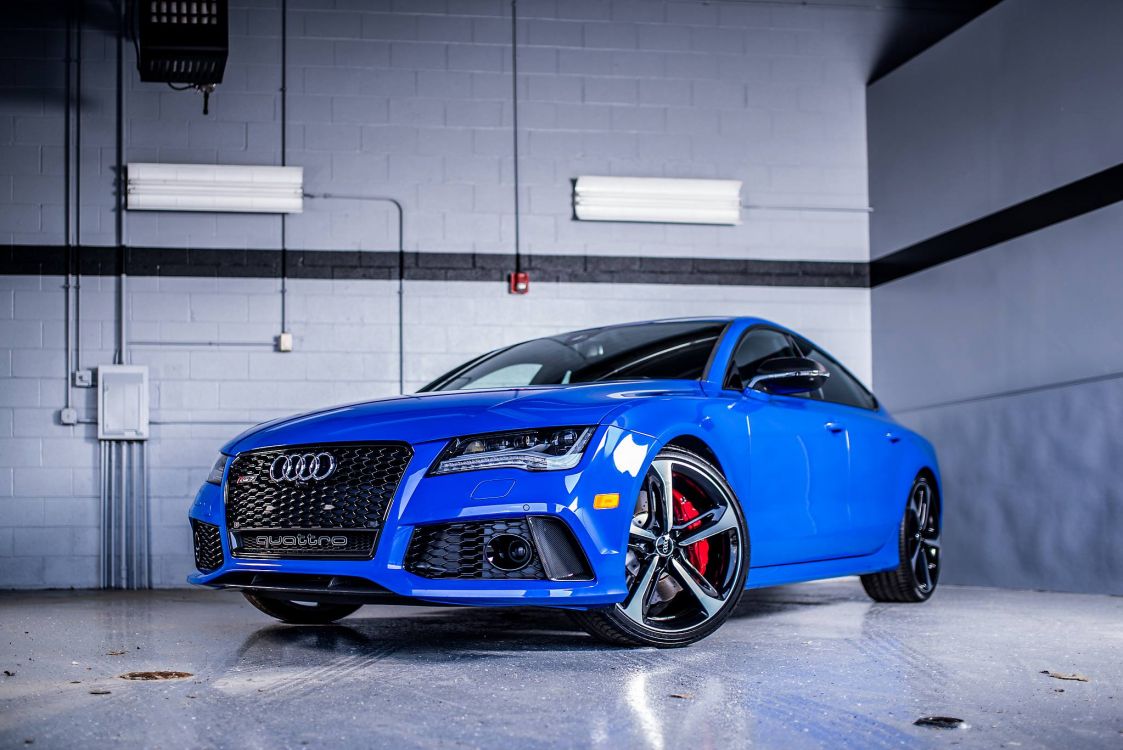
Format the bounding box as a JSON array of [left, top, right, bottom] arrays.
[[861, 474, 939, 604], [581, 446, 750, 647]]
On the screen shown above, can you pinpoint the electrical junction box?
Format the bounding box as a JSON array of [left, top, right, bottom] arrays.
[[97, 365, 150, 441]]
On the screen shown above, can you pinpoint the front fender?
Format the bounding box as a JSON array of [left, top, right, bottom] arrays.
[[603, 392, 751, 534]]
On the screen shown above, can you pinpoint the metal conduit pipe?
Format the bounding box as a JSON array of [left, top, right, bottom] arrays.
[[128, 340, 275, 349], [63, 1, 74, 413], [116, 0, 128, 365], [100, 440, 151, 590], [280, 0, 289, 333], [74, 0, 84, 380], [99, 440, 107, 587], [511, 0, 522, 276], [742, 203, 873, 213], [302, 192, 407, 395], [142, 442, 151, 588]]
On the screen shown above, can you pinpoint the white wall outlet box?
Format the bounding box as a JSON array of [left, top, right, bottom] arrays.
[[72, 369, 94, 388], [97, 365, 150, 441], [59, 408, 78, 426], [277, 331, 294, 352], [126, 163, 304, 214], [573, 176, 742, 225]]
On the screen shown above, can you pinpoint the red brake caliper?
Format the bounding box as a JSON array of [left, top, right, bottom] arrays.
[[672, 486, 710, 575]]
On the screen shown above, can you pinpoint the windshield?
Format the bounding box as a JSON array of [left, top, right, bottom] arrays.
[[420, 321, 727, 392]]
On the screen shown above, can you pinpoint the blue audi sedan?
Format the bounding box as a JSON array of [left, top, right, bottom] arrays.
[[189, 318, 941, 647]]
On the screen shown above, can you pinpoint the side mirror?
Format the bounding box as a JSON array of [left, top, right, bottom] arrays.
[[747, 357, 829, 395]]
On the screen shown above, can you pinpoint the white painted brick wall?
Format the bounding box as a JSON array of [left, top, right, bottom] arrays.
[[0, 273, 869, 587], [0, 0, 976, 259], [0, 0, 975, 587]]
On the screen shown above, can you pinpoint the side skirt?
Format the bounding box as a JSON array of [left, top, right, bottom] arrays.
[[745, 545, 898, 589]]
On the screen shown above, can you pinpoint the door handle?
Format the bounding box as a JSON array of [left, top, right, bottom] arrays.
[[885, 432, 901, 444], [824, 421, 845, 433]]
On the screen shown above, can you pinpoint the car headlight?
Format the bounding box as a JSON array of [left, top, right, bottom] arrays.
[[205, 454, 228, 485], [430, 427, 595, 475]]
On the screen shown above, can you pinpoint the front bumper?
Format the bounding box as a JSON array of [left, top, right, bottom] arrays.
[[187, 426, 653, 609]]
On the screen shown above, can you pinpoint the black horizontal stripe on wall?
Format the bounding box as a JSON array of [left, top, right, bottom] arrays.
[[0, 245, 869, 288], [871, 162, 1123, 286]]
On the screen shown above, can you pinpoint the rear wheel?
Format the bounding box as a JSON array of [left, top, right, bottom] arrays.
[[572, 446, 749, 647], [861, 474, 941, 603], [242, 593, 362, 624]]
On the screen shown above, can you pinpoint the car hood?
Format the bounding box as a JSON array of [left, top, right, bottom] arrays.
[[221, 380, 700, 454]]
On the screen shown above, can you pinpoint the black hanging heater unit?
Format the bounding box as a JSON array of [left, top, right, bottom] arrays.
[[136, 1, 229, 112]]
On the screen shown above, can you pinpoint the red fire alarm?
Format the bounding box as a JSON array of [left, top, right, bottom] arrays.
[[508, 271, 530, 295]]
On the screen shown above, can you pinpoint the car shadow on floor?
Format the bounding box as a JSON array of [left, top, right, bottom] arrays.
[[230, 584, 852, 666]]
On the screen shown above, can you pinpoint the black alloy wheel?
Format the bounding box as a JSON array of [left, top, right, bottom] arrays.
[[572, 446, 749, 647], [861, 474, 941, 603]]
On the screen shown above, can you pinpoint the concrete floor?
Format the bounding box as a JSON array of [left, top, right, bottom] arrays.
[[0, 580, 1119, 749]]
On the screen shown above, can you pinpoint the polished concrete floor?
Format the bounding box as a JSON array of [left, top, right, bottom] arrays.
[[1, 580, 1120, 749]]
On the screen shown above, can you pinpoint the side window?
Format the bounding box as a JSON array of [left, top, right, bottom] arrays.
[[794, 337, 878, 410], [724, 329, 800, 390]]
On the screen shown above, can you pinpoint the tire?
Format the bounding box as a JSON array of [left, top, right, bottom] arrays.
[[571, 446, 750, 648], [242, 592, 362, 624], [861, 474, 941, 603]]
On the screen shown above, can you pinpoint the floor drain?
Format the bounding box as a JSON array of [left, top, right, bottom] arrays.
[[118, 671, 193, 681], [914, 716, 966, 729]]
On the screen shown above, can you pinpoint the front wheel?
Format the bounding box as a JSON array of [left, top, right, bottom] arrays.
[[242, 593, 362, 624], [861, 474, 941, 603], [572, 446, 750, 648]]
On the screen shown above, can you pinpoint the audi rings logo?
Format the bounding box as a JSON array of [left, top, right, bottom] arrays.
[[269, 452, 337, 483]]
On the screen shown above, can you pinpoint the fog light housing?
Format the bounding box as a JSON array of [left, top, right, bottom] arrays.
[[485, 533, 534, 572]]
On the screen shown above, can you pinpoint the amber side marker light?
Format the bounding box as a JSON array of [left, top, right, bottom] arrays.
[[593, 493, 620, 509]]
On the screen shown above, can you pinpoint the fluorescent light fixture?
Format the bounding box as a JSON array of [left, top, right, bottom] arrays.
[[126, 163, 303, 213], [574, 176, 742, 225]]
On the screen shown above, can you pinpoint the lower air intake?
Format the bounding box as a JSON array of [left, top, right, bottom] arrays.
[[405, 518, 545, 580], [527, 516, 594, 581], [405, 516, 593, 582], [191, 519, 223, 573]]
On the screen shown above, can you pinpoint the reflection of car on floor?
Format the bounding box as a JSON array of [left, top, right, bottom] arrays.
[[189, 318, 942, 647]]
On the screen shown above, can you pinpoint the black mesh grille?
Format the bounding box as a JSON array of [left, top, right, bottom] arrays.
[[225, 443, 412, 532], [192, 519, 224, 573], [405, 518, 546, 580]]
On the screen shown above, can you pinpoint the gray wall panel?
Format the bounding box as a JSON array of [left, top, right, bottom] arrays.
[[869, 1, 1121, 593], [896, 377, 1123, 594], [873, 202, 1123, 411], [868, 0, 1123, 258]]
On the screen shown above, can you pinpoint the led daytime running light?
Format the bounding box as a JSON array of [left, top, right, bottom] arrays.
[[432, 427, 595, 475]]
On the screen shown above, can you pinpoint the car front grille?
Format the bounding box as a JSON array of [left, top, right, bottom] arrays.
[[225, 443, 412, 559], [191, 519, 224, 573], [405, 518, 547, 580]]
